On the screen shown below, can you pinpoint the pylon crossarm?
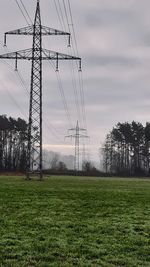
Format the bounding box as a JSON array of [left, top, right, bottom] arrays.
[[0, 49, 33, 60], [66, 134, 89, 139], [65, 135, 74, 139], [42, 49, 80, 60], [0, 48, 82, 71], [4, 26, 70, 47], [79, 135, 89, 138], [5, 25, 70, 36], [43, 49, 81, 71], [0, 48, 80, 60], [4, 25, 70, 40], [4, 26, 34, 46], [79, 128, 87, 131], [41, 26, 70, 36], [69, 127, 86, 131], [5, 26, 34, 36]]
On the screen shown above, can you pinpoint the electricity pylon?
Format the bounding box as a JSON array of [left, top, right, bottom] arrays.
[[0, 0, 81, 179], [66, 121, 89, 172]]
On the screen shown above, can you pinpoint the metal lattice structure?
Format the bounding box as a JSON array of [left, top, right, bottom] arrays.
[[0, 0, 81, 179], [66, 121, 89, 172]]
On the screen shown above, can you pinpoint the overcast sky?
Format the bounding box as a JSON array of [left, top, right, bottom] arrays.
[[0, 0, 150, 165]]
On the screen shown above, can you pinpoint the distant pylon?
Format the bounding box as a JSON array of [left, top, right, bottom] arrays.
[[0, 0, 81, 179], [66, 121, 89, 172]]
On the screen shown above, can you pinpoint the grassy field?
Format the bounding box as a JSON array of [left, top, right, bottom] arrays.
[[0, 176, 150, 267]]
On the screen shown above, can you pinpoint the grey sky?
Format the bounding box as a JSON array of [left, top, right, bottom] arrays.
[[0, 0, 150, 165]]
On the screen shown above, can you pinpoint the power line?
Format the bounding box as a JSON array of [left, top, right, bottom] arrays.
[[78, 70, 87, 129], [0, 79, 28, 119], [19, 0, 33, 25], [0, 42, 64, 144], [8, 0, 87, 158], [62, 0, 70, 30], [1, 43, 30, 98], [1, 37, 65, 147], [53, 0, 83, 127], [14, 0, 30, 25], [15, 0, 73, 130], [3, 3, 69, 138], [66, 0, 87, 130], [70, 60, 81, 122], [1, 63, 63, 143], [10, 1, 85, 132], [61, 1, 83, 124], [67, 0, 79, 57], [53, 0, 64, 29], [45, 57, 73, 128], [43, 119, 64, 143], [56, 0, 67, 31], [18, 0, 88, 137]]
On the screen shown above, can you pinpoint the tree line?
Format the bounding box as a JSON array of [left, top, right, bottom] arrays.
[[4, 114, 148, 177], [102, 121, 150, 176], [0, 115, 28, 172], [0, 114, 99, 175]]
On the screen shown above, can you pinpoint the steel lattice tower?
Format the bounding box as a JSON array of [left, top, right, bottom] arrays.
[[27, 0, 42, 179], [66, 121, 89, 172], [0, 0, 81, 179]]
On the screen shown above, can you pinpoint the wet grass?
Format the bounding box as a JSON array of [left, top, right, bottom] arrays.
[[0, 176, 150, 266]]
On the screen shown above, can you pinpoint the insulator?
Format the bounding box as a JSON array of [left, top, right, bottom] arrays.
[[56, 53, 59, 72], [4, 34, 7, 47], [68, 35, 71, 47], [15, 53, 18, 71], [78, 59, 82, 72]]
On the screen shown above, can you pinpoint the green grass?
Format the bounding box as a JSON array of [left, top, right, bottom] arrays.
[[0, 176, 150, 267]]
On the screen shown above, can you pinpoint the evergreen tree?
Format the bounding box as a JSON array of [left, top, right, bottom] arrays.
[[0, 115, 28, 172], [102, 121, 150, 176]]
